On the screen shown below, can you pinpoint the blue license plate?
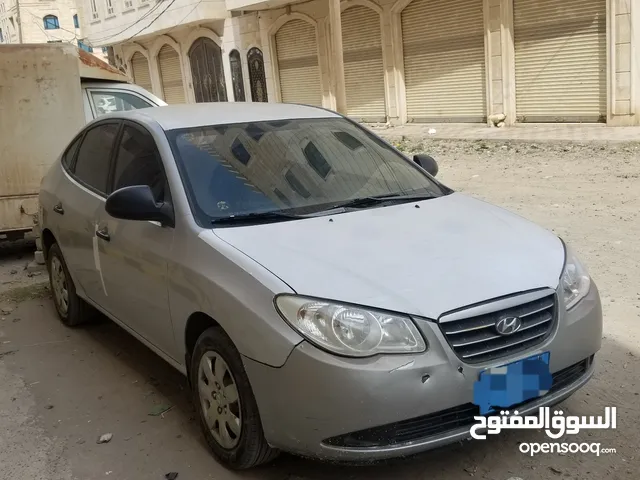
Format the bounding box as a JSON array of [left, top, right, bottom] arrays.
[[473, 352, 552, 415]]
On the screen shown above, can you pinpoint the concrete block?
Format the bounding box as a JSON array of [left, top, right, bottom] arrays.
[[615, 16, 631, 44], [33, 250, 45, 265], [615, 0, 631, 15], [490, 31, 501, 54], [615, 43, 631, 72]]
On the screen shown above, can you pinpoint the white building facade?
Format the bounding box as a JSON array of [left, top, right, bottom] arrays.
[[83, 0, 639, 126], [0, 0, 107, 60]]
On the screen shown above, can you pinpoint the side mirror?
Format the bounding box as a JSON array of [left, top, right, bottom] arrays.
[[105, 185, 174, 227], [413, 154, 438, 177]]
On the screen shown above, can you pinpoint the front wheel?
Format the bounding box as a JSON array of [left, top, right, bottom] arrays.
[[190, 326, 278, 469]]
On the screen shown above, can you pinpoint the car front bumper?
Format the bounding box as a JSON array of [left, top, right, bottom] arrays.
[[243, 284, 602, 461]]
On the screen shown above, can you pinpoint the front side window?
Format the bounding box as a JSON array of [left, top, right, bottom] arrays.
[[167, 118, 445, 224], [43, 15, 59, 30], [90, 90, 153, 116], [112, 126, 166, 202], [74, 124, 120, 194]]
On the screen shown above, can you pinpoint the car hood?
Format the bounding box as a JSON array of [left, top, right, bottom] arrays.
[[212, 193, 565, 319]]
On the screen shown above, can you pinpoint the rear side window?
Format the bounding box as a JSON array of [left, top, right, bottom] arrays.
[[90, 91, 154, 117], [112, 125, 166, 202], [74, 124, 119, 194], [62, 135, 82, 170]]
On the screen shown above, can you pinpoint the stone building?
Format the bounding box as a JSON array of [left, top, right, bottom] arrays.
[[0, 0, 107, 60], [82, 0, 638, 126]]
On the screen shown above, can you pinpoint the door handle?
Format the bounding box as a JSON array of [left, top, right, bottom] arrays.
[[53, 203, 64, 215], [96, 228, 110, 242]]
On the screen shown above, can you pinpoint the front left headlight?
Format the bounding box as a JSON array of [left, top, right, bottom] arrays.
[[275, 295, 427, 357], [561, 243, 591, 310]]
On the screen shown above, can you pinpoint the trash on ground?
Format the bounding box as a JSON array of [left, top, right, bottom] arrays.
[[97, 433, 113, 444], [165, 473, 179, 480], [148, 404, 172, 416]]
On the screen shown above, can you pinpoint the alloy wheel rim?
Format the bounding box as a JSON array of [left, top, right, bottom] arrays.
[[51, 256, 69, 315], [197, 351, 242, 449]]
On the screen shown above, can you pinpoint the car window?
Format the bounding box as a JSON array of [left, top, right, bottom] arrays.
[[90, 91, 153, 117], [61, 135, 82, 170], [167, 118, 445, 223], [112, 125, 165, 202], [74, 123, 120, 194]]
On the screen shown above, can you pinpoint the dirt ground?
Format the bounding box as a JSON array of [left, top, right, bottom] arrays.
[[1, 139, 639, 480]]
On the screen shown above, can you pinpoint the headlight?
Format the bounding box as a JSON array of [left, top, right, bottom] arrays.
[[275, 295, 427, 357], [561, 243, 591, 310]]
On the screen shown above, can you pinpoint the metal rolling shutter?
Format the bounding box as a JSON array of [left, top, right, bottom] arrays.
[[158, 44, 185, 104], [131, 52, 152, 93], [401, 0, 486, 122], [342, 6, 386, 122], [514, 0, 606, 122], [276, 19, 322, 106]]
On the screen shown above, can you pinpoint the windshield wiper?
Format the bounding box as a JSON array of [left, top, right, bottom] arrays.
[[211, 210, 309, 225], [329, 192, 438, 210]]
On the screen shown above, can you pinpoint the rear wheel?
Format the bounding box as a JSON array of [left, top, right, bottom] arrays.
[[47, 243, 94, 327], [190, 326, 278, 469]]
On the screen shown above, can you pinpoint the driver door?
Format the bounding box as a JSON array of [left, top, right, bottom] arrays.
[[96, 121, 177, 358]]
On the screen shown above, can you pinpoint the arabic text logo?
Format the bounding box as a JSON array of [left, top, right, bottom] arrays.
[[495, 316, 522, 335], [469, 406, 617, 440]]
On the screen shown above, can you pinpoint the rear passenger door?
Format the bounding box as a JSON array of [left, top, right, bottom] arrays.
[[56, 121, 120, 308]]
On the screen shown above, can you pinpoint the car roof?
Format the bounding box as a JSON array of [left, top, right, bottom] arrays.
[[102, 102, 341, 130]]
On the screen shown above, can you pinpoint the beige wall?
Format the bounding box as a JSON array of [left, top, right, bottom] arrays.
[[0, 44, 85, 231], [83, 0, 228, 47], [112, 0, 639, 126]]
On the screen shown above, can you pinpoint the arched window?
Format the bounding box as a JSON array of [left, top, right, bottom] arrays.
[[247, 47, 268, 102], [43, 15, 59, 30], [73, 14, 79, 28], [188, 37, 227, 103], [229, 49, 245, 102]]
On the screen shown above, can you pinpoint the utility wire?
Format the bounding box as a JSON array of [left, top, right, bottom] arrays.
[[89, 0, 164, 44], [164, 0, 202, 35], [112, 0, 178, 45]]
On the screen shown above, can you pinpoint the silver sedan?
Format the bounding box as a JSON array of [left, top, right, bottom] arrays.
[[39, 103, 602, 469]]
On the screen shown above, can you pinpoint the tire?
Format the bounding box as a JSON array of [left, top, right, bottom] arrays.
[[190, 326, 279, 469], [47, 243, 94, 327]]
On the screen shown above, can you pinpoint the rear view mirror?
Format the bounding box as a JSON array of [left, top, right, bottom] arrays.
[[105, 185, 174, 227], [413, 154, 438, 177]]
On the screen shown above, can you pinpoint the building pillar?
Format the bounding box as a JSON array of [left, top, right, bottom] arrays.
[[328, 0, 347, 114], [608, 0, 637, 125], [147, 50, 163, 100], [484, 0, 516, 126]]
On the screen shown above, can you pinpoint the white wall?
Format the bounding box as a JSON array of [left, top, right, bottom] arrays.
[[82, 0, 228, 47]]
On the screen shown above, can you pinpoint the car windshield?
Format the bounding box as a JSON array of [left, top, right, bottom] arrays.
[[166, 117, 446, 225]]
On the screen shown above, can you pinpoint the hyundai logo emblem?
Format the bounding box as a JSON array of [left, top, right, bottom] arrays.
[[495, 316, 522, 336]]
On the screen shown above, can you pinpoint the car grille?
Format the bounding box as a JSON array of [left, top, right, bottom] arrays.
[[323, 356, 592, 448], [439, 293, 557, 364]]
